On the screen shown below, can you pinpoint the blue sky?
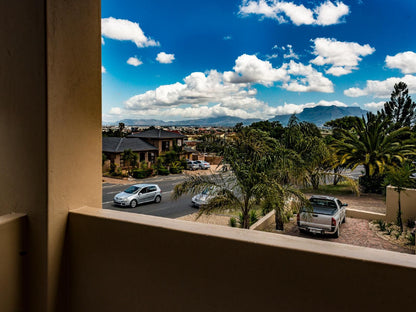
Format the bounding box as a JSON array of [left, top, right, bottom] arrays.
[[102, 0, 416, 123]]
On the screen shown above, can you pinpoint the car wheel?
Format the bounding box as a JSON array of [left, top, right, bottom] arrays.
[[154, 195, 161, 203], [333, 226, 340, 238], [130, 199, 138, 208]]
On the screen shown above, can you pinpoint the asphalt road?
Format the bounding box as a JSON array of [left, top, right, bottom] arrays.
[[102, 174, 196, 218]]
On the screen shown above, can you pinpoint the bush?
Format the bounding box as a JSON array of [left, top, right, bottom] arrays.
[[229, 217, 237, 227], [249, 210, 259, 225], [359, 174, 385, 193], [374, 219, 386, 231], [406, 219, 415, 228], [158, 168, 170, 176], [132, 168, 153, 179], [406, 232, 415, 246], [132, 169, 146, 179]]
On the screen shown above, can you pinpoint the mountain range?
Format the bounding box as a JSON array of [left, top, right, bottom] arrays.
[[113, 105, 368, 127]]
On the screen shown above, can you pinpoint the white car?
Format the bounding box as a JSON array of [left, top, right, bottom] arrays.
[[192, 188, 214, 208], [186, 160, 200, 170], [114, 184, 162, 208], [195, 160, 211, 170]]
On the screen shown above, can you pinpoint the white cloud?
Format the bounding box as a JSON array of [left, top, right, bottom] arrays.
[[127, 56, 143, 67], [283, 44, 299, 59], [101, 37, 105, 45], [344, 75, 416, 98], [156, 52, 175, 64], [223, 54, 288, 86], [314, 1, 349, 26], [101, 17, 159, 48], [282, 60, 334, 93], [385, 51, 416, 74], [223, 35, 232, 40], [110, 54, 336, 121], [310, 38, 375, 76], [363, 101, 385, 112], [102, 66, 106, 73], [238, 0, 349, 26]]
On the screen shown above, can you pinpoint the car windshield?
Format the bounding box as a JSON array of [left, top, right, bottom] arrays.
[[124, 186, 140, 194]]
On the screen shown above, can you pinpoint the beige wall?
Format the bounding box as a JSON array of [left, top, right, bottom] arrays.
[[68, 208, 416, 312], [386, 186, 416, 223], [1, 0, 101, 310], [0, 214, 26, 312]]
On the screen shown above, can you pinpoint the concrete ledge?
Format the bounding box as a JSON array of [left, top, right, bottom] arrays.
[[250, 210, 275, 231], [346, 208, 386, 221]]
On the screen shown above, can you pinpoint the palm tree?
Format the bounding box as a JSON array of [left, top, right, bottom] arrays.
[[384, 162, 416, 232], [331, 112, 416, 192], [173, 128, 303, 229]]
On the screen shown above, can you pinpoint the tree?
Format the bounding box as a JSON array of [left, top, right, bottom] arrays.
[[331, 112, 416, 192], [122, 149, 138, 170], [173, 128, 308, 230], [118, 122, 125, 137], [382, 82, 416, 129], [384, 162, 416, 231]]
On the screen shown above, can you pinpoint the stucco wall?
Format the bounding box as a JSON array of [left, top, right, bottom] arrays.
[[68, 208, 416, 312], [0, 214, 26, 312], [386, 186, 416, 223]]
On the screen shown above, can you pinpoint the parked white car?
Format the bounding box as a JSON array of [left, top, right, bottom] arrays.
[[191, 188, 214, 208], [195, 160, 211, 170], [114, 184, 162, 208], [186, 160, 200, 170]]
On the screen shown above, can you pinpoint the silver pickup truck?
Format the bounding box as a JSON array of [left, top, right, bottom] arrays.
[[297, 195, 347, 238]]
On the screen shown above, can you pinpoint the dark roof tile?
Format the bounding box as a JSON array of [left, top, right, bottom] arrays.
[[102, 137, 158, 153]]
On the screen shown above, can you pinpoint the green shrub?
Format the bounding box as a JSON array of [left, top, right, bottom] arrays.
[[158, 168, 170, 176], [229, 217, 237, 227], [359, 174, 385, 193], [406, 219, 415, 228], [374, 219, 386, 231], [169, 167, 183, 174], [132, 169, 146, 179], [249, 210, 259, 225], [406, 232, 415, 245], [109, 162, 116, 174]]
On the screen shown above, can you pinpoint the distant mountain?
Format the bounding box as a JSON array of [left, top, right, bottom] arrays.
[[117, 116, 261, 127], [270, 105, 368, 127], [110, 105, 367, 127]]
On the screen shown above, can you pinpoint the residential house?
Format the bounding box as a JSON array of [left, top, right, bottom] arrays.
[[102, 137, 158, 167], [129, 128, 186, 154]]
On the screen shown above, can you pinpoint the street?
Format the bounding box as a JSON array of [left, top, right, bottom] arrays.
[[102, 174, 196, 218]]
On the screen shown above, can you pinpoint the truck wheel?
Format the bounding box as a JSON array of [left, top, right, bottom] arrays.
[[333, 226, 340, 238]]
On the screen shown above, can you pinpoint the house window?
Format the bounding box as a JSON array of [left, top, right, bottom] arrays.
[[162, 141, 170, 152], [148, 152, 155, 163], [140, 152, 146, 162]]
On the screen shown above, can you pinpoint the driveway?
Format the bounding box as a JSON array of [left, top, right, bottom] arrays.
[[282, 218, 414, 254]]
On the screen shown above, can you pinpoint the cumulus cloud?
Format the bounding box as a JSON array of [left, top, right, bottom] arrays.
[[310, 38, 375, 76], [314, 1, 349, 25], [108, 54, 335, 121], [156, 52, 175, 64], [101, 37, 105, 45], [223, 54, 289, 86], [344, 75, 416, 98], [127, 56, 143, 67], [223, 35, 232, 40], [102, 66, 106, 73], [363, 101, 385, 112], [238, 0, 349, 26], [101, 17, 159, 48], [282, 60, 334, 93], [385, 51, 416, 74]]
